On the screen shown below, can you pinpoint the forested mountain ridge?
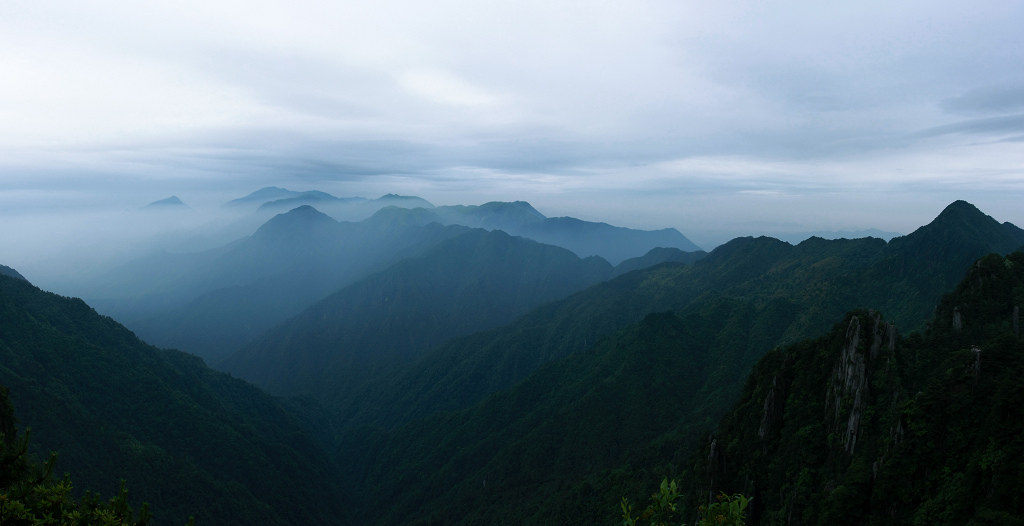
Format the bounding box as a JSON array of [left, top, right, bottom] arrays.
[[612, 247, 707, 276], [0, 264, 26, 282], [694, 251, 1024, 524], [220, 228, 623, 399], [864, 199, 1024, 325], [0, 271, 350, 525], [334, 235, 876, 430], [336, 201, 1023, 433], [352, 303, 796, 525], [330, 201, 1024, 525]]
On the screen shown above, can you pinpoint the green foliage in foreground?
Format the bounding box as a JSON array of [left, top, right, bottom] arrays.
[[696, 493, 750, 526], [620, 479, 749, 526], [1, 384, 188, 526]]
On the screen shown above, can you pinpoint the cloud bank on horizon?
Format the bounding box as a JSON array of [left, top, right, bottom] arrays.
[[1, 0, 1023, 248]]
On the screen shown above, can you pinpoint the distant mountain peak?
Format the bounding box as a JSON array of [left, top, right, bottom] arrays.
[[888, 200, 1024, 269], [223, 186, 301, 207], [936, 199, 984, 218], [143, 196, 189, 209], [374, 194, 435, 208], [365, 205, 443, 228], [251, 186, 291, 195], [279, 204, 333, 220], [255, 191, 350, 212], [253, 205, 338, 240], [477, 201, 546, 220], [920, 200, 1001, 234]]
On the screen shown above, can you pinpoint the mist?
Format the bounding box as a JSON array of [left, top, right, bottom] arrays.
[[1, 0, 1022, 279]]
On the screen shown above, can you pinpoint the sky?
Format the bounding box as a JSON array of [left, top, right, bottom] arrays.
[[2, 0, 1024, 273]]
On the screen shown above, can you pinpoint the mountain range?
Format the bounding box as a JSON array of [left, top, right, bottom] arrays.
[[78, 206, 473, 363], [222, 228, 617, 395], [329, 200, 1024, 524], [68, 192, 705, 364], [3, 198, 1023, 525], [322, 201, 1022, 434]]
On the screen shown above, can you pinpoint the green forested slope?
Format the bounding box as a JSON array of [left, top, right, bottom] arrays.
[[354, 298, 801, 525], [612, 247, 708, 276], [0, 265, 26, 282], [339, 201, 1024, 432], [339, 235, 879, 430], [0, 273, 349, 526], [695, 251, 1024, 525], [221, 228, 617, 399], [1, 383, 161, 525], [339, 201, 1024, 525]]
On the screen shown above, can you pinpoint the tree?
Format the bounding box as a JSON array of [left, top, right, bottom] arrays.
[[1, 384, 191, 525], [620, 478, 749, 526]]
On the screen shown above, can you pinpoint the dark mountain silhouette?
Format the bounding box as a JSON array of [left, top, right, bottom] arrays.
[[863, 199, 1024, 324], [0, 272, 349, 526], [774, 227, 901, 245]]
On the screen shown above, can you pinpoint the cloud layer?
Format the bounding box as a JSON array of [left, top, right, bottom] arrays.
[[2, 0, 1023, 261]]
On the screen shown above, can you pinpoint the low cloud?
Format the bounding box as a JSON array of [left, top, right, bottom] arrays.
[[2, 0, 1024, 272], [940, 86, 1024, 115], [913, 114, 1024, 139]]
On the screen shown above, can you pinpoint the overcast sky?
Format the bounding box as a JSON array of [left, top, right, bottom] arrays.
[[2, 0, 1024, 265]]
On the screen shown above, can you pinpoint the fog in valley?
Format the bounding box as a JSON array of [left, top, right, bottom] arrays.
[[2, 0, 1023, 288], [2, 2, 1024, 525]]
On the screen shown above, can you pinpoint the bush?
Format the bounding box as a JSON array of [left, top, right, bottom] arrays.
[[620, 478, 749, 526]]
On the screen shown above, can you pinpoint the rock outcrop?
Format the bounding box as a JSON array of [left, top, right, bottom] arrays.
[[825, 312, 895, 454]]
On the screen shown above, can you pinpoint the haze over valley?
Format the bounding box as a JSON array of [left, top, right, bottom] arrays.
[[2, 1, 1024, 524]]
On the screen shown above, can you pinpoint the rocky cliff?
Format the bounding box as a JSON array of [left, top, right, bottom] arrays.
[[695, 252, 1024, 525]]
